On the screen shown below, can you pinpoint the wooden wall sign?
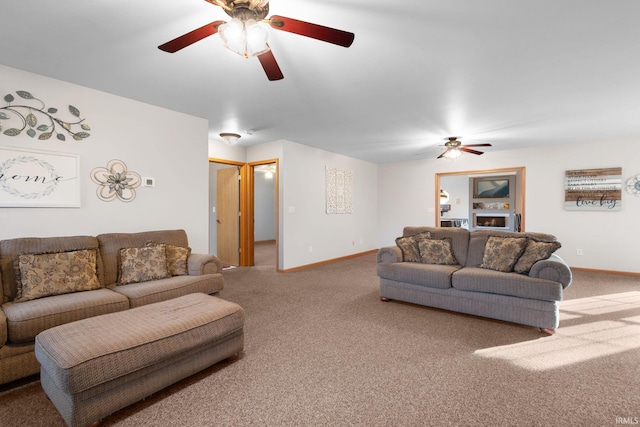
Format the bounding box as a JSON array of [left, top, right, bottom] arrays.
[[565, 167, 622, 211]]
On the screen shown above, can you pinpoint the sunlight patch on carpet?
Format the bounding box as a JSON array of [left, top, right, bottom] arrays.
[[474, 292, 640, 371]]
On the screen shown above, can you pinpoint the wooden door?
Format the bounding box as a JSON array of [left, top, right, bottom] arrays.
[[217, 167, 240, 266]]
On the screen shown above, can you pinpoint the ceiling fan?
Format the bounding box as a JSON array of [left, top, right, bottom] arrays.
[[437, 137, 492, 159], [158, 0, 355, 81]]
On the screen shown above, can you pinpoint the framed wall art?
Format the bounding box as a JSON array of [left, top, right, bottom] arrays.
[[0, 146, 80, 207], [564, 167, 622, 211]]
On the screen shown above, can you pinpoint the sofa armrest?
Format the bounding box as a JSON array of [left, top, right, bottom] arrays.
[[377, 246, 403, 264], [0, 307, 7, 347], [528, 254, 572, 288], [187, 253, 223, 275]]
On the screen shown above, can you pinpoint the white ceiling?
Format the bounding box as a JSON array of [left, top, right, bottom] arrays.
[[1, 1, 639, 163]]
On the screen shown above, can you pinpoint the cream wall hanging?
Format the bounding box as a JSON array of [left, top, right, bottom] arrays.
[[90, 159, 141, 202], [326, 166, 353, 214]]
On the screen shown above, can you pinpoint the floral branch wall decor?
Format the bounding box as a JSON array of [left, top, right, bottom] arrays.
[[90, 159, 141, 202], [0, 90, 91, 141]]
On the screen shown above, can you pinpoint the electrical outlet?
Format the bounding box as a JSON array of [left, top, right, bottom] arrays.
[[308, 246, 313, 253], [577, 249, 583, 256]]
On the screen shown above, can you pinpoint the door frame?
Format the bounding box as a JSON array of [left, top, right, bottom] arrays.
[[247, 159, 279, 269], [209, 157, 279, 268]]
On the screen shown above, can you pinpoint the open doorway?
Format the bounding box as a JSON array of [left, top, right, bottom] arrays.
[[249, 159, 278, 270], [435, 167, 526, 231], [209, 158, 279, 269], [253, 162, 277, 268]]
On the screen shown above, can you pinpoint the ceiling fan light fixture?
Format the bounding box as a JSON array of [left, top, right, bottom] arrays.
[[443, 148, 463, 160], [220, 132, 241, 144], [219, 18, 270, 58]]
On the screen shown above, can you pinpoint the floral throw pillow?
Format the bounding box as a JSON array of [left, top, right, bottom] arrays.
[[395, 231, 432, 262], [418, 238, 458, 265], [14, 249, 101, 302], [119, 245, 169, 285], [146, 242, 191, 276], [480, 236, 529, 272], [513, 240, 561, 274]]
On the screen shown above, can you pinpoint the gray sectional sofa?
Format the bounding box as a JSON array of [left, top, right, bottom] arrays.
[[0, 229, 225, 385], [377, 227, 572, 333]]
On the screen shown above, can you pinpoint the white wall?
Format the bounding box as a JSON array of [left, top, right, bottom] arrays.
[[0, 65, 211, 252], [280, 141, 378, 270], [378, 138, 640, 273], [254, 171, 276, 241]]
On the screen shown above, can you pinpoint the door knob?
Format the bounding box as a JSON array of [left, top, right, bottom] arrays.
[[216, 219, 221, 224]]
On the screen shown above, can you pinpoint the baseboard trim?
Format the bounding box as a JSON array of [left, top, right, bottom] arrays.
[[570, 267, 640, 277], [279, 249, 378, 273]]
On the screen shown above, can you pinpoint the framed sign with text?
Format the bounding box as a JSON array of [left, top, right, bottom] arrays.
[[0, 146, 80, 207], [564, 167, 622, 211]]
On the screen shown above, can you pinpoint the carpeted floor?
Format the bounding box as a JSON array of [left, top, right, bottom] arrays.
[[1, 245, 639, 426]]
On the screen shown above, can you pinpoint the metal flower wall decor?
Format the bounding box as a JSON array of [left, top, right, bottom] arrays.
[[90, 159, 141, 202], [0, 90, 91, 141]]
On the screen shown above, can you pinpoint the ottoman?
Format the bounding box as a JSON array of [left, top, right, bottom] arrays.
[[35, 293, 244, 427]]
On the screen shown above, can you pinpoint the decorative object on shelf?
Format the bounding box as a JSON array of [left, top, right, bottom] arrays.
[[0, 146, 80, 207], [220, 132, 241, 144], [90, 159, 141, 202], [0, 90, 91, 141], [564, 167, 622, 211], [439, 189, 450, 204], [473, 202, 510, 210], [326, 166, 353, 214], [625, 175, 640, 197]]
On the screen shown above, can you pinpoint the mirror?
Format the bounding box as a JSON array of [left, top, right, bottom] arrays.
[[435, 167, 526, 231]]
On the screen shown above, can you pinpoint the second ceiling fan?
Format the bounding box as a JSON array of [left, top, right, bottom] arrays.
[[158, 0, 355, 81], [438, 137, 492, 159]]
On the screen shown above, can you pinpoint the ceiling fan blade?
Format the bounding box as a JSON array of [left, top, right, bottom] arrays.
[[461, 143, 492, 147], [461, 147, 485, 155], [258, 48, 284, 81], [158, 20, 226, 53], [269, 15, 354, 47], [437, 151, 448, 159]]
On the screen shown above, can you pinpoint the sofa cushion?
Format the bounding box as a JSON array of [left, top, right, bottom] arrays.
[[452, 267, 563, 301], [2, 288, 129, 343], [513, 240, 561, 274], [97, 230, 189, 286], [0, 236, 103, 303], [147, 243, 191, 276], [418, 238, 458, 265], [403, 227, 470, 266], [395, 232, 431, 262], [14, 249, 101, 302], [466, 230, 558, 267], [377, 262, 459, 289], [480, 236, 528, 272], [118, 245, 170, 285], [111, 274, 224, 308]]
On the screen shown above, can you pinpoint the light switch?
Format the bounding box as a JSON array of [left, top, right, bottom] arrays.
[[288, 206, 296, 214]]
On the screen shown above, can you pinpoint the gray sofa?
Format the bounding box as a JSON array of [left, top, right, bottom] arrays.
[[0, 229, 225, 385], [377, 227, 572, 333]]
